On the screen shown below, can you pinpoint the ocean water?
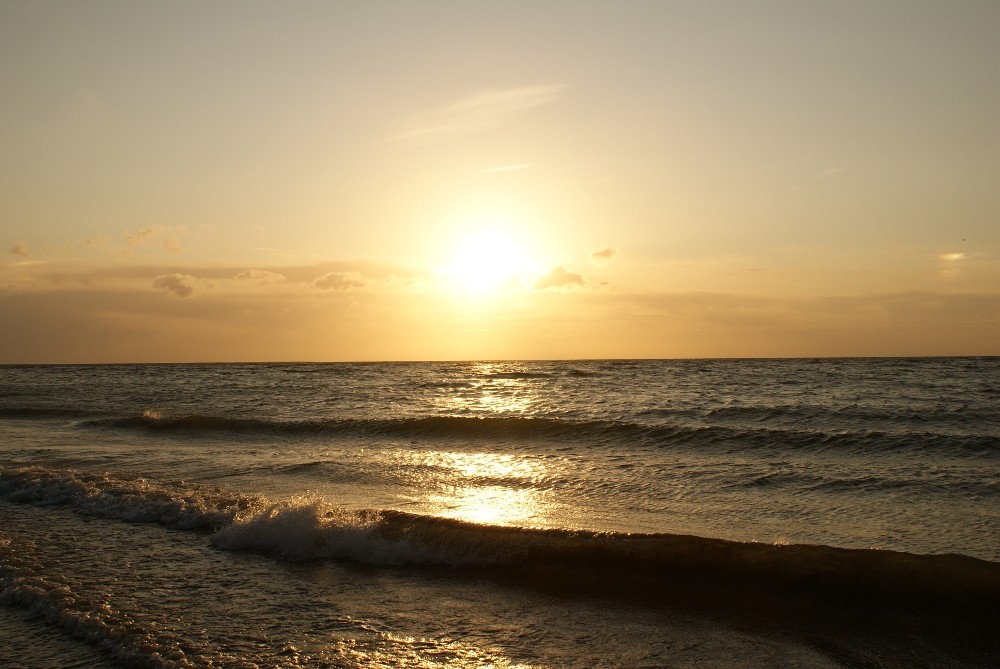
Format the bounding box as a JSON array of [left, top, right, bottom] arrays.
[[1, 358, 998, 668]]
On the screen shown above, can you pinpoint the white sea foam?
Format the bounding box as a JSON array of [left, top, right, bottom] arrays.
[[0, 467, 251, 532], [210, 498, 445, 565], [0, 544, 194, 668]]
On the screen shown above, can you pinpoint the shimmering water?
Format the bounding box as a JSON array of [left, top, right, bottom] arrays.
[[1, 359, 998, 667]]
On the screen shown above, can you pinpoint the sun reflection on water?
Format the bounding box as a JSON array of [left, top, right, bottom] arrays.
[[429, 485, 541, 526], [428, 362, 540, 417], [409, 450, 549, 527], [404, 362, 559, 526], [434, 451, 527, 479]]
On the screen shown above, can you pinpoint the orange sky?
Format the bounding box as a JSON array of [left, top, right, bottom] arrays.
[[2, 1, 998, 362]]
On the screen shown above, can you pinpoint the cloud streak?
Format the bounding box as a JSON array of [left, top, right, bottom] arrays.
[[939, 250, 973, 279], [388, 85, 567, 148]]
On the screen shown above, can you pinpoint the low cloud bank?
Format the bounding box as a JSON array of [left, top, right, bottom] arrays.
[[1, 286, 998, 362]]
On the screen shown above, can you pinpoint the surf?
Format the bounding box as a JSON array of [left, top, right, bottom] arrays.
[[3, 466, 997, 615]]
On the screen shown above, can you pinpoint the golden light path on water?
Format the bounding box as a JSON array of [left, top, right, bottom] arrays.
[[424, 362, 551, 525], [429, 363, 539, 416], [410, 451, 549, 527], [411, 363, 552, 526]]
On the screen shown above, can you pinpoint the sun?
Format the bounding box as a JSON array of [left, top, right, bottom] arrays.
[[443, 227, 539, 293]]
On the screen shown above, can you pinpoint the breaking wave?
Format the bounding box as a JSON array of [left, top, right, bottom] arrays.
[[2, 466, 998, 622]]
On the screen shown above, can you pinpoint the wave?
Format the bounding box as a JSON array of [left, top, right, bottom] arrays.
[[9, 399, 997, 456], [0, 559, 185, 669], [639, 403, 1000, 429], [0, 583, 164, 669], [75, 413, 597, 440], [0, 406, 102, 420], [0, 466, 250, 532], [68, 410, 1000, 456], [3, 466, 998, 626], [480, 371, 553, 380], [418, 381, 475, 389]]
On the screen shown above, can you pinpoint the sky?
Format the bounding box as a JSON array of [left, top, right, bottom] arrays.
[[2, 0, 998, 362]]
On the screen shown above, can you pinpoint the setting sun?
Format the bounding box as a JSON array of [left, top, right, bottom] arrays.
[[442, 227, 539, 293]]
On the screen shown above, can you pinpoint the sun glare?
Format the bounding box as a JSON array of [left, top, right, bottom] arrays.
[[443, 227, 539, 293]]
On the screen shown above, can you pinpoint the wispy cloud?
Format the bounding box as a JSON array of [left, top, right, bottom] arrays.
[[162, 234, 181, 253], [939, 251, 972, 279], [123, 226, 186, 256], [125, 227, 158, 249], [9, 241, 28, 257], [388, 85, 567, 149]]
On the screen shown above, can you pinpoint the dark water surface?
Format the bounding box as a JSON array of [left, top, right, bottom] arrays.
[[2, 359, 998, 667]]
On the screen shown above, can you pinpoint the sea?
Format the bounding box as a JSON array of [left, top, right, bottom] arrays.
[[0, 358, 998, 668]]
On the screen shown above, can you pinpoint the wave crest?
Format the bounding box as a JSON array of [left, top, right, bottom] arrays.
[[70, 411, 1000, 456], [3, 465, 998, 623]]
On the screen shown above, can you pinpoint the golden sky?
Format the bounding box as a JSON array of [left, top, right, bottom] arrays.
[[2, 1, 998, 362]]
